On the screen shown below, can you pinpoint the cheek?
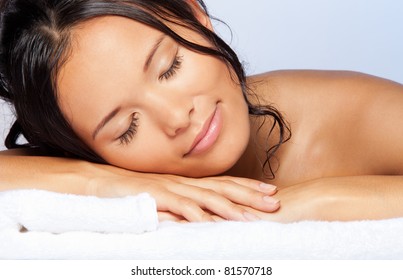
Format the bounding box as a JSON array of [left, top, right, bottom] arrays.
[[223, 101, 250, 163], [186, 101, 250, 177], [97, 125, 188, 174], [99, 137, 172, 172], [179, 51, 226, 90]]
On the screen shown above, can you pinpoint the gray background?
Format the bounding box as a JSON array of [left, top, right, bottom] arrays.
[[1, 0, 402, 150]]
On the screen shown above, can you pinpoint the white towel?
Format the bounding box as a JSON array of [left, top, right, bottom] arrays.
[[2, 189, 403, 259], [0, 189, 158, 234], [2, 218, 403, 259]]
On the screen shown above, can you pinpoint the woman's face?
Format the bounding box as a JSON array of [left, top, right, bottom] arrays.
[[57, 16, 250, 177]]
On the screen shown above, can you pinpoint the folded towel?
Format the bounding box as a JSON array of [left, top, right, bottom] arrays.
[[2, 190, 403, 259], [2, 217, 403, 259], [0, 190, 158, 234]]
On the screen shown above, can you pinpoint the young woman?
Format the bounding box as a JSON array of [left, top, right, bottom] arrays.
[[1, 0, 403, 223]]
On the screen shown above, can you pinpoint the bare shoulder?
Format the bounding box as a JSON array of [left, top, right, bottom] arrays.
[[249, 70, 403, 125], [249, 69, 403, 97], [249, 70, 403, 178]]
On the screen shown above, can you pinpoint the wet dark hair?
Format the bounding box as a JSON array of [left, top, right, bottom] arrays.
[[0, 0, 290, 178]]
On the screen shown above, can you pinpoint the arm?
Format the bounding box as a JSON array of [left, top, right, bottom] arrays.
[[249, 175, 403, 223], [249, 71, 403, 222], [0, 148, 95, 195], [0, 149, 280, 222]]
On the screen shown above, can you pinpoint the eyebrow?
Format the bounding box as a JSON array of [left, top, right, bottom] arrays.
[[92, 35, 166, 140], [143, 34, 166, 72], [92, 106, 121, 140]]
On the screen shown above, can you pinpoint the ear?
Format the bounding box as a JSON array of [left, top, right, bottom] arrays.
[[187, 0, 213, 31]]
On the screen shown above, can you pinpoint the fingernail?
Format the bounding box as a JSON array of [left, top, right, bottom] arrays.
[[263, 195, 280, 204], [243, 211, 260, 221], [259, 183, 277, 192]]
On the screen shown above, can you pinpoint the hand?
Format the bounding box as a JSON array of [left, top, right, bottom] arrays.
[[86, 163, 280, 222], [245, 176, 389, 223], [244, 180, 324, 223], [253, 175, 403, 222]]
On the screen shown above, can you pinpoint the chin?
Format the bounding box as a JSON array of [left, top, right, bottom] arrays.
[[179, 168, 226, 178], [185, 151, 245, 178]]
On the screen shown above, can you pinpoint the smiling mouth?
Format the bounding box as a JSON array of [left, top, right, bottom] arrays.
[[185, 103, 223, 156]]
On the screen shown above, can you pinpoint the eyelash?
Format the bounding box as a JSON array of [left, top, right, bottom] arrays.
[[118, 114, 138, 145], [159, 55, 183, 81], [117, 55, 182, 145]]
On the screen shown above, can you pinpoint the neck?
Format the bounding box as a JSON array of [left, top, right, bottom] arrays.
[[223, 74, 286, 181], [222, 116, 276, 181]]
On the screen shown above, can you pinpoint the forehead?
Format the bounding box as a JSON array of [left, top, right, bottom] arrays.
[[66, 16, 161, 70], [71, 15, 157, 47], [56, 16, 161, 131]]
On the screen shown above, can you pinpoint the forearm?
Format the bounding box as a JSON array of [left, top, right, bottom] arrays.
[[251, 175, 403, 222], [310, 175, 403, 221], [0, 149, 281, 222], [0, 152, 93, 195]]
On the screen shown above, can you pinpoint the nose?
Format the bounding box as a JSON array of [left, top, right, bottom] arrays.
[[147, 90, 193, 137], [163, 104, 193, 137]]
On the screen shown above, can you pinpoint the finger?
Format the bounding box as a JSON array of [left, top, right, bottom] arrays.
[[186, 178, 280, 213], [217, 181, 281, 213], [203, 209, 225, 222], [176, 175, 277, 194], [243, 206, 283, 223], [214, 176, 278, 195], [153, 179, 271, 221], [158, 183, 250, 221], [179, 187, 260, 222], [211, 215, 225, 222], [157, 211, 184, 222], [155, 192, 215, 223]]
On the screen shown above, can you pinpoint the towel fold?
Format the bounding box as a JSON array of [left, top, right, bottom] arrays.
[[0, 189, 158, 234], [2, 190, 403, 259]]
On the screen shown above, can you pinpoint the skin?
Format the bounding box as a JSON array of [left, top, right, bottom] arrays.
[[58, 14, 403, 182], [239, 70, 403, 222], [2, 3, 403, 223], [54, 11, 403, 223], [58, 16, 250, 178], [228, 70, 403, 185]]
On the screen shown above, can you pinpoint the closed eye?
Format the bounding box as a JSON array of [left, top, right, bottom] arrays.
[[118, 114, 138, 145], [159, 55, 183, 81]]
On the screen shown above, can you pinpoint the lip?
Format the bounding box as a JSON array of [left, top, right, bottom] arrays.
[[185, 104, 222, 156]]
